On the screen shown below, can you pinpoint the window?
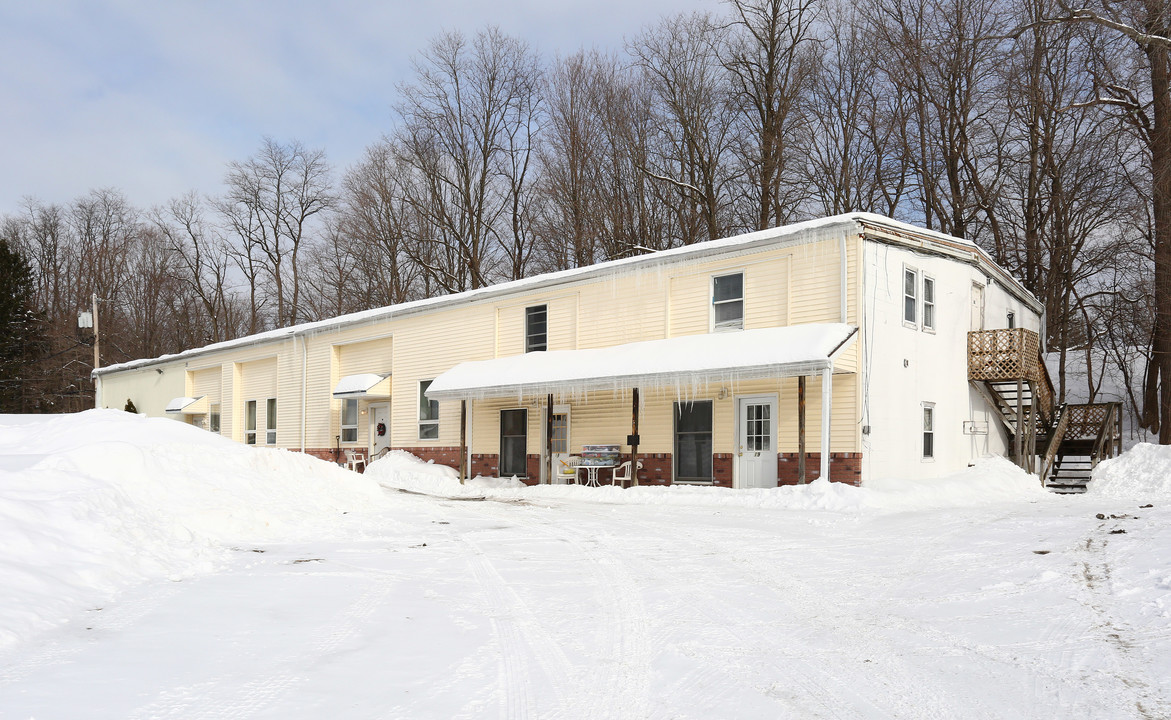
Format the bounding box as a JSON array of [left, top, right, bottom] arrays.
[[209, 404, 221, 434], [923, 404, 935, 459], [500, 409, 528, 477], [675, 401, 713, 482], [266, 398, 277, 445], [922, 276, 935, 330], [341, 398, 358, 443], [1006, 311, 1015, 329], [525, 305, 547, 352], [418, 380, 439, 439], [903, 267, 918, 325], [712, 273, 744, 330], [245, 400, 257, 445]]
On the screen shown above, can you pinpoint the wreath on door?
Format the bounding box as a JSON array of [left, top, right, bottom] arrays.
[[376, 422, 387, 437]]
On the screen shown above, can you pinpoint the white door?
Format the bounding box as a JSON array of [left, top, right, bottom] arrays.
[[970, 283, 985, 331], [737, 395, 778, 488], [369, 403, 391, 458], [543, 405, 572, 483]]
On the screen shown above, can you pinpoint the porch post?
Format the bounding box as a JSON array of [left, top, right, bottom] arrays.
[[459, 400, 467, 485], [820, 367, 832, 482], [630, 387, 640, 487], [546, 393, 554, 484], [798, 376, 807, 484]]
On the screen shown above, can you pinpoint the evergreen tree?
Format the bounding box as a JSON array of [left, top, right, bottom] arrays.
[[0, 239, 43, 412]]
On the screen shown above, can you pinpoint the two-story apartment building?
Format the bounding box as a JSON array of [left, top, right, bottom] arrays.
[[93, 213, 1044, 487]]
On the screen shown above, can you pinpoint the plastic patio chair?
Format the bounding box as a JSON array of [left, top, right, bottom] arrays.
[[611, 459, 643, 486], [344, 449, 366, 472]]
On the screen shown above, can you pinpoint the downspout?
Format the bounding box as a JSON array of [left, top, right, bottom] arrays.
[[840, 232, 848, 324], [300, 334, 307, 454], [821, 365, 833, 482]]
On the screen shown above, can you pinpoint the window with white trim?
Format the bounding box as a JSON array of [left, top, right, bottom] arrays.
[[525, 305, 547, 352], [418, 380, 439, 440], [266, 398, 277, 445], [341, 398, 358, 443], [712, 273, 744, 330], [922, 275, 935, 331], [245, 400, 257, 445], [903, 267, 918, 325], [923, 404, 935, 459], [209, 404, 221, 434]]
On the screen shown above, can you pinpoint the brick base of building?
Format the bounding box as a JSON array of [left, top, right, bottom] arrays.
[[294, 447, 863, 486]]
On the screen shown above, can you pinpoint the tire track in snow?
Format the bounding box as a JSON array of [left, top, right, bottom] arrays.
[[0, 581, 183, 685], [126, 566, 398, 720]]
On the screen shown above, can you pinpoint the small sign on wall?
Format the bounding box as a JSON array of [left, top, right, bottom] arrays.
[[963, 421, 989, 435]]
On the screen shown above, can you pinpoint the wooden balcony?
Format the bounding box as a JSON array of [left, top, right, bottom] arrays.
[[967, 328, 1055, 422]]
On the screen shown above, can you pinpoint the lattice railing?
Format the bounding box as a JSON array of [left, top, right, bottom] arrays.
[[967, 329, 1055, 422]]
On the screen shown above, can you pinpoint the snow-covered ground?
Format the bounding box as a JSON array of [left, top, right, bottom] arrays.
[[0, 411, 1168, 719]]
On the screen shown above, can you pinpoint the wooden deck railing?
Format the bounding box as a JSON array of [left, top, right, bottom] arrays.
[[967, 328, 1055, 422]]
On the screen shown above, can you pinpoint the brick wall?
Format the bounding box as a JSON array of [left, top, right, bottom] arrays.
[[296, 447, 862, 487], [777, 452, 863, 486]]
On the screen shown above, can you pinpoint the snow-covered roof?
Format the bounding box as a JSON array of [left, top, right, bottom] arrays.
[[94, 213, 1033, 377], [164, 396, 207, 414], [332, 374, 391, 398], [425, 324, 858, 401]]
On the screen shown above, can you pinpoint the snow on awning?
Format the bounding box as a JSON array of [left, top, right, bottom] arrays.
[[165, 396, 208, 414], [426, 324, 858, 401], [332, 373, 391, 399]]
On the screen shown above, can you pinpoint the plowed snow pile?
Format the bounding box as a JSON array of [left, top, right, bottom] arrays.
[[0, 410, 390, 649], [1089, 442, 1171, 500], [366, 450, 1045, 511]]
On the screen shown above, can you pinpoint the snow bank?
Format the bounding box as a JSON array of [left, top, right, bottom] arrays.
[[863, 456, 1048, 510], [368, 452, 1045, 512], [0, 410, 390, 649], [1088, 443, 1171, 500]]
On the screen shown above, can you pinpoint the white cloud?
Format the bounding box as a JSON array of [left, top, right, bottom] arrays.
[[0, 0, 714, 215]]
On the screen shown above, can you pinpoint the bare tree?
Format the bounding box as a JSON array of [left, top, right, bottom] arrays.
[[723, 0, 821, 228], [150, 192, 237, 344], [632, 12, 741, 244], [219, 138, 334, 328], [395, 28, 543, 292]]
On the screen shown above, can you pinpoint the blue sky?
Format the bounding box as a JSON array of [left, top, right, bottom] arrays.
[[0, 0, 713, 216]]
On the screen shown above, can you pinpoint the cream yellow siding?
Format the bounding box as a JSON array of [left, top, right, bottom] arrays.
[[189, 367, 221, 404]]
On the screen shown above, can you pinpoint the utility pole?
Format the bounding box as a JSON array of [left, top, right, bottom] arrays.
[[92, 292, 100, 371]]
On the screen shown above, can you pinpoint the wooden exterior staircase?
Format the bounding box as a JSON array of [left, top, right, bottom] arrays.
[[967, 329, 1122, 493]]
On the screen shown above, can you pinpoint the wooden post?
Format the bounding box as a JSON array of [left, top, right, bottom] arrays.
[[546, 394, 554, 484], [630, 387, 640, 487], [92, 292, 100, 372], [1015, 379, 1024, 469], [459, 400, 467, 485], [798, 376, 806, 484]]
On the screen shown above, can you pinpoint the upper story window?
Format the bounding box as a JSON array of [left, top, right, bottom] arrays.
[[922, 276, 936, 331], [712, 273, 744, 330], [526, 305, 547, 352], [903, 267, 918, 325], [419, 380, 439, 439]]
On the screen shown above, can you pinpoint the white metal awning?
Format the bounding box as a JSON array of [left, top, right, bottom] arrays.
[[332, 373, 391, 399], [165, 396, 209, 414], [426, 324, 857, 401]]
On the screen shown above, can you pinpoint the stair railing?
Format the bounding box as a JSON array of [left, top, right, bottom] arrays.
[[1039, 403, 1070, 483]]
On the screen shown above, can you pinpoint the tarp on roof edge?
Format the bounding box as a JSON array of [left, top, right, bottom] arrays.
[[332, 373, 391, 398], [426, 324, 857, 401], [165, 396, 208, 414]]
